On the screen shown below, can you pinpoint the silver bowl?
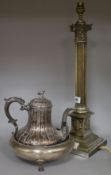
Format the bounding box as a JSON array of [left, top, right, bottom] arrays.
[[10, 135, 74, 171]]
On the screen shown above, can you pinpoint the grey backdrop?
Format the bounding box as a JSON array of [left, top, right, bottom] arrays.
[[0, 0, 111, 174]]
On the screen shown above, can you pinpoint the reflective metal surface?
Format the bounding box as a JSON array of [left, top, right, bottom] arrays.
[[67, 1, 107, 157], [10, 135, 74, 171], [4, 92, 74, 170]]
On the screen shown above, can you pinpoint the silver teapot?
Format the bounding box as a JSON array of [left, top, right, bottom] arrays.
[[4, 91, 74, 171]]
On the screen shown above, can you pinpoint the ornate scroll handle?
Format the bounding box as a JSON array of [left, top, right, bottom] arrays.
[[61, 108, 74, 140], [4, 97, 26, 137]]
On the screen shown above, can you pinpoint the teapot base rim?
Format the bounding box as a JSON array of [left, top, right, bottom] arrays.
[[9, 135, 74, 164]]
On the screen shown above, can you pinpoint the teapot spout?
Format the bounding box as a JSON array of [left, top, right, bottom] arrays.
[[60, 108, 74, 141]]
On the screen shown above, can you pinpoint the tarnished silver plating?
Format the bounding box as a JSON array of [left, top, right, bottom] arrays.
[[4, 91, 74, 171]]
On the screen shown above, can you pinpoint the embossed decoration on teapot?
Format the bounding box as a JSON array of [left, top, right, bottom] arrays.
[[4, 91, 72, 146], [4, 91, 76, 171]]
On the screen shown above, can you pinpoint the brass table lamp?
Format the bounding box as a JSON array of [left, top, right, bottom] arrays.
[[69, 1, 107, 158]]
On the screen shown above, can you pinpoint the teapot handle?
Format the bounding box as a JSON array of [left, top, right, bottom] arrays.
[[4, 97, 25, 137]]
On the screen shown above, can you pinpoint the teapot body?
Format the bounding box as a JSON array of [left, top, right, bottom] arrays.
[[4, 92, 69, 146], [16, 104, 61, 146]]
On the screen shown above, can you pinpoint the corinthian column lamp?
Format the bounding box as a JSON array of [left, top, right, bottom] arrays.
[[69, 0, 107, 158]]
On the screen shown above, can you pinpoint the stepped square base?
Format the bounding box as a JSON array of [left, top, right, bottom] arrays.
[[71, 133, 107, 158]]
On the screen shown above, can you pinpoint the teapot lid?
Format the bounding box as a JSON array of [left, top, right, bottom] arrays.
[[29, 91, 52, 108]]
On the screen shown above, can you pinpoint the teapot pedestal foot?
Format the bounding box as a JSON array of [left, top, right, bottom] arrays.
[[37, 161, 44, 172]]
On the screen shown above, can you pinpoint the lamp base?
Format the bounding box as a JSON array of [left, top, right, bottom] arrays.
[[69, 109, 107, 158], [71, 133, 107, 158]]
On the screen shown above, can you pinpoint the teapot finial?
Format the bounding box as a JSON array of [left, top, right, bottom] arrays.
[[37, 90, 45, 98]]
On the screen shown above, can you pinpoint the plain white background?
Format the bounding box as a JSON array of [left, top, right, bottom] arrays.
[[0, 0, 111, 174]]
